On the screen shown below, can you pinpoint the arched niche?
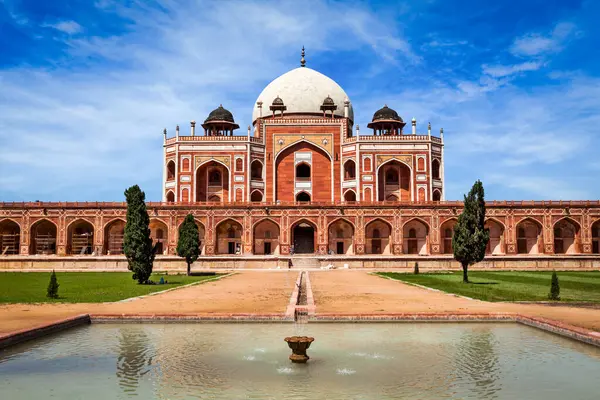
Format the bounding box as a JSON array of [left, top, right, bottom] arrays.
[[343, 159, 356, 180], [250, 190, 263, 202], [216, 219, 243, 255], [166, 160, 175, 180], [593, 220, 600, 254], [365, 219, 392, 255], [403, 219, 429, 255], [291, 219, 317, 254], [196, 161, 229, 202], [30, 219, 57, 255], [485, 219, 505, 255], [440, 219, 457, 254], [251, 160, 263, 181], [104, 219, 125, 255], [67, 219, 94, 255], [377, 160, 411, 201], [516, 218, 543, 255], [150, 219, 170, 255], [253, 219, 280, 255], [0, 219, 21, 255], [553, 218, 581, 254], [328, 219, 354, 255], [344, 190, 357, 202], [296, 192, 311, 202]]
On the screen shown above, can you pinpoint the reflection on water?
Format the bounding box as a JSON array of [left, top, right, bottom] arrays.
[[1, 323, 599, 400]]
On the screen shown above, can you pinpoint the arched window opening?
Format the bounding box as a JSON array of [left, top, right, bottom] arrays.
[[68, 220, 94, 255], [182, 158, 190, 172], [181, 188, 189, 203], [296, 192, 311, 202], [417, 157, 425, 171], [432, 159, 441, 180], [403, 220, 429, 255], [344, 160, 356, 180], [440, 220, 457, 254], [418, 187, 426, 201], [592, 221, 600, 254], [433, 190, 441, 202], [251, 191, 263, 202], [167, 161, 175, 180], [166, 191, 175, 203], [104, 219, 126, 255], [217, 220, 242, 255], [516, 219, 542, 254], [235, 158, 243, 172], [30, 219, 57, 255], [344, 190, 356, 202], [253, 220, 280, 255], [554, 219, 580, 254], [296, 163, 311, 180], [251, 160, 263, 181], [208, 169, 222, 186], [364, 157, 372, 172]]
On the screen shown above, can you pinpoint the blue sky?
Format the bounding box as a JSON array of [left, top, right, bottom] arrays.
[[1, 0, 599, 201]]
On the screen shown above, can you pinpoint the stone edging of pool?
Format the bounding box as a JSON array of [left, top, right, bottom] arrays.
[[1, 312, 599, 350]]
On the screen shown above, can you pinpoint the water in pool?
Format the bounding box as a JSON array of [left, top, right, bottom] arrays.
[[1, 323, 599, 399]]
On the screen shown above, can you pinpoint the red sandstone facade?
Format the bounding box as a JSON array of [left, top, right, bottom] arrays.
[[1, 56, 600, 262]]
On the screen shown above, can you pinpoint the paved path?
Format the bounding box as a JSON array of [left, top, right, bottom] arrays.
[[310, 270, 600, 331], [0, 271, 295, 335]]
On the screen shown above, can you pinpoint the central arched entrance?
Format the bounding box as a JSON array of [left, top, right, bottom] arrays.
[[292, 221, 316, 254]]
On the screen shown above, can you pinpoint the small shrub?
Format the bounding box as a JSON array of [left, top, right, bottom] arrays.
[[548, 272, 560, 301], [414, 262, 419, 275], [47, 270, 59, 299]]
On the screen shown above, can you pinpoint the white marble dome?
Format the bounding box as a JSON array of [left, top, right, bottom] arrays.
[[252, 67, 353, 123]]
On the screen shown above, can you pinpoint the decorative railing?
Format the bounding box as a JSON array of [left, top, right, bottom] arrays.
[[343, 135, 442, 144], [1, 200, 599, 208]]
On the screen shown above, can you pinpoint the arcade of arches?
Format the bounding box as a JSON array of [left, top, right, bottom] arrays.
[[1, 210, 599, 257]]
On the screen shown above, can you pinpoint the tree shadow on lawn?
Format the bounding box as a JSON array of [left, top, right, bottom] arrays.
[[469, 282, 499, 285]]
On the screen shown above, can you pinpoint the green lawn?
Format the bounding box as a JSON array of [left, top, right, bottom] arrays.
[[377, 271, 600, 303], [0, 272, 222, 303]]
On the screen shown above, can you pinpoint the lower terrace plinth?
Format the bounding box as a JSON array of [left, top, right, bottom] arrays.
[[1, 201, 599, 260]]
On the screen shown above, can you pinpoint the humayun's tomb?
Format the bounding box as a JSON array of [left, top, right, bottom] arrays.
[[1, 51, 599, 270]]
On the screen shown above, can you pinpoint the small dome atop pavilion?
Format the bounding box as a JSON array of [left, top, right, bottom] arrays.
[[204, 105, 236, 124], [272, 96, 284, 106], [371, 105, 403, 123], [322, 95, 335, 106]]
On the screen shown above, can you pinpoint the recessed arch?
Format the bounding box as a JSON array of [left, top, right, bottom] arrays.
[[104, 218, 126, 255], [253, 218, 280, 255], [432, 159, 441, 180], [592, 219, 600, 254], [365, 218, 392, 255], [30, 219, 57, 255], [553, 217, 581, 254], [296, 191, 311, 202], [432, 189, 442, 202], [215, 218, 243, 255], [67, 218, 95, 255], [376, 158, 412, 202], [274, 139, 332, 163], [439, 218, 458, 254], [328, 218, 355, 255], [485, 218, 505, 255], [251, 159, 264, 181], [516, 217, 543, 255], [403, 218, 430, 255], [166, 160, 175, 180], [343, 189, 357, 202], [290, 218, 318, 254], [343, 159, 356, 180], [250, 190, 263, 202], [0, 218, 21, 255], [195, 159, 231, 202], [150, 218, 171, 255], [166, 191, 175, 203]]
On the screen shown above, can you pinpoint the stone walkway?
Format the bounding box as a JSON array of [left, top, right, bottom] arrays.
[[2, 270, 600, 337], [310, 270, 600, 331]]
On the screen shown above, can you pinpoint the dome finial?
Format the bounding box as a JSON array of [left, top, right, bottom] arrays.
[[300, 46, 306, 67]]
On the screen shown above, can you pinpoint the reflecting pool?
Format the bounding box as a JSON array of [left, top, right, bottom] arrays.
[[1, 323, 599, 399]]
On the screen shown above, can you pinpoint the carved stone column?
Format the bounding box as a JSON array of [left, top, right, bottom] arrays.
[[392, 210, 402, 255], [543, 211, 554, 254], [355, 211, 365, 255], [317, 212, 328, 255], [94, 211, 103, 255], [243, 211, 252, 255], [20, 212, 30, 255], [505, 211, 517, 254], [204, 211, 215, 255], [57, 210, 67, 256], [280, 211, 290, 255]]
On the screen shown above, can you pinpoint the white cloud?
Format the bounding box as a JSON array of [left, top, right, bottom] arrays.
[[510, 22, 578, 57], [482, 61, 543, 78], [43, 20, 82, 34]]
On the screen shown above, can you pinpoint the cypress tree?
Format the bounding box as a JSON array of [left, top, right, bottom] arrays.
[[177, 214, 200, 276], [548, 271, 561, 300], [452, 180, 490, 283], [123, 185, 155, 284], [47, 270, 59, 298]]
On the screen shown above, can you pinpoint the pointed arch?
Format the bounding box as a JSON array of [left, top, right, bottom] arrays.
[[166, 191, 175, 203], [251, 159, 264, 181], [515, 217, 543, 255], [30, 218, 57, 255], [250, 189, 263, 202], [290, 218, 318, 254], [150, 218, 171, 255], [104, 218, 126, 255], [328, 218, 355, 255], [485, 218, 505, 255], [432, 159, 441, 180], [215, 218, 243, 255], [439, 218, 458, 254], [253, 218, 280, 255], [365, 218, 392, 255], [67, 218, 95, 255], [592, 219, 600, 254], [403, 217, 430, 255], [376, 158, 412, 202], [432, 189, 441, 202], [0, 218, 21, 255], [195, 159, 231, 202], [343, 189, 357, 202], [553, 217, 581, 254], [296, 191, 311, 202], [166, 160, 175, 180], [343, 159, 356, 180]]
